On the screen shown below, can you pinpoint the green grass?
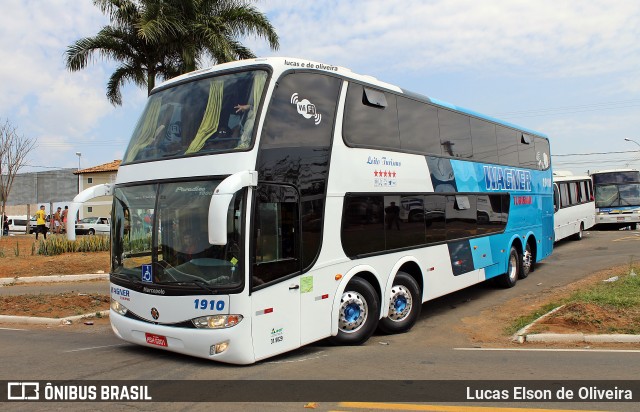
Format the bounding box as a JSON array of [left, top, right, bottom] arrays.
[[507, 268, 640, 335], [570, 273, 640, 308], [506, 302, 561, 335]]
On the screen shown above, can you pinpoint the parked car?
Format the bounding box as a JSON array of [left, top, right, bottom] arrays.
[[28, 217, 50, 234], [75, 217, 110, 235]]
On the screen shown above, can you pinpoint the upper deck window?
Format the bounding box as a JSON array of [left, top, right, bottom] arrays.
[[123, 70, 268, 164]]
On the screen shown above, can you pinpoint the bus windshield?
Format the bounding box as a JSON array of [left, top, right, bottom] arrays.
[[595, 183, 640, 207], [123, 69, 268, 163], [111, 180, 244, 291]]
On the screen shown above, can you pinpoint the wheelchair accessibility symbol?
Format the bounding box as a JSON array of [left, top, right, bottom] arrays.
[[142, 264, 153, 283]]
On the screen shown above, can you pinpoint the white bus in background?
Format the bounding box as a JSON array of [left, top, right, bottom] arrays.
[[553, 172, 595, 241], [590, 169, 640, 230]]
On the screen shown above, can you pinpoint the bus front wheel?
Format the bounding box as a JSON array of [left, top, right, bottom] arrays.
[[330, 277, 380, 346], [378, 272, 421, 334], [496, 247, 520, 288]]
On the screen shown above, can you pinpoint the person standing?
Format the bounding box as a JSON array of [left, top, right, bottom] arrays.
[[53, 207, 62, 234], [2, 214, 8, 236], [35, 205, 47, 240], [385, 201, 401, 230], [61, 206, 68, 234]]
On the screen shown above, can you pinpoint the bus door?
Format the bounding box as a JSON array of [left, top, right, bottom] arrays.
[[250, 184, 302, 360]]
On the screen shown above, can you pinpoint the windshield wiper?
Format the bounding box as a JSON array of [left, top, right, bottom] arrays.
[[161, 279, 219, 294]]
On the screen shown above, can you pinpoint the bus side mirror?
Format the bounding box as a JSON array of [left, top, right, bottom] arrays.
[[208, 171, 257, 245], [66, 184, 113, 241]]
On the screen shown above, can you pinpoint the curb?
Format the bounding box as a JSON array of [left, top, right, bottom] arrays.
[[525, 333, 640, 343], [0, 273, 109, 286], [0, 310, 110, 326], [512, 305, 640, 344]]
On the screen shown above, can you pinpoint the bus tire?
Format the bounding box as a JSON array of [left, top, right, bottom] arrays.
[[330, 277, 380, 346], [496, 247, 519, 288], [572, 223, 584, 241], [520, 242, 533, 279], [378, 272, 422, 335]]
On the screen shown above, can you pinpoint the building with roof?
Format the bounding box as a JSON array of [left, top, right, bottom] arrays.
[[74, 160, 120, 219]]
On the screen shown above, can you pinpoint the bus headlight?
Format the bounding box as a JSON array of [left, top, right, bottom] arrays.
[[110, 299, 128, 316], [192, 315, 243, 329]]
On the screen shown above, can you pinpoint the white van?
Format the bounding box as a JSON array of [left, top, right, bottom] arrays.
[[6, 215, 29, 234]]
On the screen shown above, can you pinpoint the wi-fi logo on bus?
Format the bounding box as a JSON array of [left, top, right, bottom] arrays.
[[291, 93, 322, 125]]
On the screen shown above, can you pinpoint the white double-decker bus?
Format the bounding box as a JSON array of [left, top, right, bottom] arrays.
[[591, 169, 640, 230], [552, 172, 595, 241], [69, 57, 553, 364]]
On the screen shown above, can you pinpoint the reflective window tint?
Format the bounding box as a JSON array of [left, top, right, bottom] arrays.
[[259, 72, 341, 270], [476, 194, 505, 234], [341, 196, 385, 256], [253, 185, 300, 286], [342, 82, 550, 170], [423, 195, 446, 244], [496, 126, 519, 165], [341, 193, 508, 257], [438, 109, 472, 158], [518, 134, 537, 169], [593, 171, 640, 184], [398, 97, 441, 155], [445, 195, 477, 240], [343, 84, 400, 150], [262, 72, 340, 148], [386, 196, 425, 249], [534, 136, 551, 170], [470, 118, 498, 163]]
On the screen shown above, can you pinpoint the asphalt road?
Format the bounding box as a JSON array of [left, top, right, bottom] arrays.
[[1, 229, 640, 411]]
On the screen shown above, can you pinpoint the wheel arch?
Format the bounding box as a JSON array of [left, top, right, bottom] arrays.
[[506, 235, 524, 273], [381, 258, 424, 318], [525, 233, 538, 266], [330, 265, 383, 336]]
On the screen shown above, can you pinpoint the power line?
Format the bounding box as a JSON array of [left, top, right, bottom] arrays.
[[494, 99, 640, 119], [552, 150, 639, 157]]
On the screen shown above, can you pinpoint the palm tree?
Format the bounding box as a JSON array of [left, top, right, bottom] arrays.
[[65, 0, 279, 106]]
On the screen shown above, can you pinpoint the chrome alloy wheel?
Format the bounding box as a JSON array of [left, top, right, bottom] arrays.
[[522, 248, 532, 274], [338, 290, 369, 333], [387, 285, 413, 322]]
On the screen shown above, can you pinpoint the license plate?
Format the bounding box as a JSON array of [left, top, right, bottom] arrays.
[[617, 217, 625, 221], [145, 332, 168, 347]]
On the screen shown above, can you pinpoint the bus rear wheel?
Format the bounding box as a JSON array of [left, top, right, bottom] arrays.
[[330, 277, 380, 346], [572, 223, 584, 241], [520, 243, 533, 279], [496, 246, 520, 288], [378, 272, 421, 334]]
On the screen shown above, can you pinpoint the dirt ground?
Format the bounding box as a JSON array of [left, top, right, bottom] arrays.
[[0, 234, 109, 278], [460, 264, 640, 346], [0, 234, 110, 319]]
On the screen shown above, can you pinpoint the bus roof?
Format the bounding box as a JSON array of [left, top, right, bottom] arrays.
[[590, 168, 639, 175], [156, 57, 548, 140], [553, 174, 591, 182]]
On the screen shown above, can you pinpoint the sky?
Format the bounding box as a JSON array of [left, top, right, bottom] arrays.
[[2, 0, 640, 176]]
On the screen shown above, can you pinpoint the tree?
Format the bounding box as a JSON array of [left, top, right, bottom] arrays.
[[65, 0, 279, 106], [0, 119, 37, 238]]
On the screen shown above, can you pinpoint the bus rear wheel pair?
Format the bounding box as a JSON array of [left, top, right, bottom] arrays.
[[496, 244, 533, 288], [330, 272, 422, 345]]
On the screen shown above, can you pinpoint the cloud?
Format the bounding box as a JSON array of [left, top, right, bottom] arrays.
[[257, 0, 640, 79]]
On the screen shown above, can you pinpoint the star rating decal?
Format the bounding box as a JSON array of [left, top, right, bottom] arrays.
[[373, 170, 397, 177]]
